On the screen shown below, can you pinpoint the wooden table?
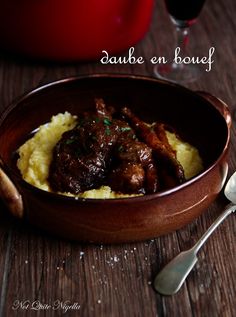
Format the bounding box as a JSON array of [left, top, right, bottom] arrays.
[[0, 0, 235, 316]]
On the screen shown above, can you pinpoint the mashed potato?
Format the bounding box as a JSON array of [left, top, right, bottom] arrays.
[[17, 112, 77, 192], [17, 112, 203, 198]]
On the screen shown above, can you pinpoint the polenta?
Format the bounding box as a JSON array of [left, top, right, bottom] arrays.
[[17, 112, 203, 198]]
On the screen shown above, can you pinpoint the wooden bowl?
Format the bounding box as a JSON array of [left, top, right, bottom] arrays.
[[0, 75, 231, 243]]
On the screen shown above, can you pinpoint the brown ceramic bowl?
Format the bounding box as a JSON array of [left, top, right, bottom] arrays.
[[0, 75, 231, 243]]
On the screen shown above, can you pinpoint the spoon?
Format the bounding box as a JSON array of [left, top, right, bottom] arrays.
[[154, 171, 236, 295]]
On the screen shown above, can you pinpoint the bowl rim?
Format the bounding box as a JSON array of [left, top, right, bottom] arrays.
[[0, 73, 231, 204]]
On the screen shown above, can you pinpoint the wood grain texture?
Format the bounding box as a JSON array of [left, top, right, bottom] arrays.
[[0, 0, 235, 316]]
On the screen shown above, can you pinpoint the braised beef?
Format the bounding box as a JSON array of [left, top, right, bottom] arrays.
[[49, 99, 120, 193], [108, 140, 158, 194], [121, 107, 185, 187], [48, 99, 184, 195]]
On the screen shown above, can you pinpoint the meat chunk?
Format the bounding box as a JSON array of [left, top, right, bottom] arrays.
[[121, 107, 185, 187], [108, 140, 158, 194], [49, 100, 120, 193], [108, 163, 145, 194]]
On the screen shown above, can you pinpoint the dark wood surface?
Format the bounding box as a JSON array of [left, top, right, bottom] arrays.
[[0, 0, 235, 316]]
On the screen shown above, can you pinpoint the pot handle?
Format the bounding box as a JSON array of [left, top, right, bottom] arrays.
[[0, 163, 24, 218], [196, 91, 232, 128]]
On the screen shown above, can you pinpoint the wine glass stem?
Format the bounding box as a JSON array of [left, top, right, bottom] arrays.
[[175, 26, 189, 58]]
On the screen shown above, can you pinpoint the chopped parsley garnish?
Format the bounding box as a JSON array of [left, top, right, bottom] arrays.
[[105, 128, 111, 136], [120, 127, 131, 132], [118, 145, 124, 152], [103, 118, 112, 126], [65, 139, 75, 145]]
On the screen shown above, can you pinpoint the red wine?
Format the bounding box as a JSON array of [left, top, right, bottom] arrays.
[[165, 0, 205, 22]]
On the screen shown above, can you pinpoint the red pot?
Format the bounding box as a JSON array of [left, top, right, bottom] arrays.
[[0, 0, 153, 61]]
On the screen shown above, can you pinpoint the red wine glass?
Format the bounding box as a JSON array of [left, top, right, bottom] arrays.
[[154, 0, 206, 83]]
